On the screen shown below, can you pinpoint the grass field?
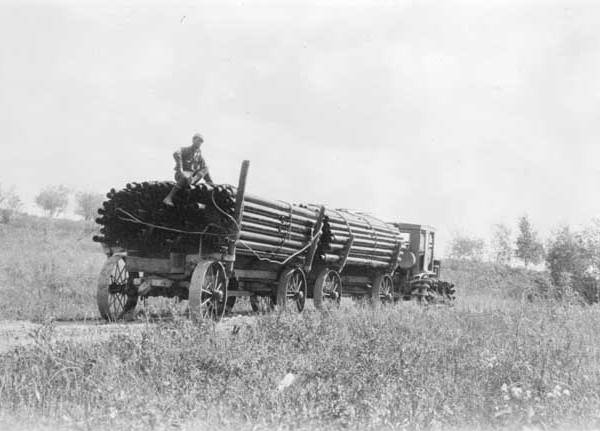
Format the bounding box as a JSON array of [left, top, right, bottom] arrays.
[[0, 216, 103, 321], [1, 217, 599, 430]]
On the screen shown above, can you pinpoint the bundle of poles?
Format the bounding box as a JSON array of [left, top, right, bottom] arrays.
[[235, 194, 320, 262], [93, 181, 321, 262], [93, 182, 403, 268], [318, 209, 403, 269], [93, 182, 236, 252]]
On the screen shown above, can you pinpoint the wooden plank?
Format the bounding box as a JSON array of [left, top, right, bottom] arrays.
[[235, 269, 278, 281], [304, 205, 326, 273], [342, 275, 370, 284], [126, 256, 171, 273], [227, 290, 254, 297], [338, 236, 354, 273], [388, 243, 402, 273], [227, 160, 249, 274]]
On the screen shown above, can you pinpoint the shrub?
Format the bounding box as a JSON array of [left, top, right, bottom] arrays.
[[448, 234, 485, 260], [34, 185, 70, 218], [0, 184, 22, 224], [545, 224, 600, 304], [75, 191, 104, 221]]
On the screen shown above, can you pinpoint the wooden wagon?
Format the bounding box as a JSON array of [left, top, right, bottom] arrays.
[[95, 161, 418, 321]]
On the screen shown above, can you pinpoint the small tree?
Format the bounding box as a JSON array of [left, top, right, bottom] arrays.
[[491, 223, 512, 264], [75, 191, 104, 221], [448, 233, 485, 260], [545, 225, 599, 303], [515, 215, 544, 267], [0, 184, 22, 223], [35, 185, 70, 217], [545, 226, 586, 285]]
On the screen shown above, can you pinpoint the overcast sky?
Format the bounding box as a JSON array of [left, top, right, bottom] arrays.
[[1, 0, 600, 252]]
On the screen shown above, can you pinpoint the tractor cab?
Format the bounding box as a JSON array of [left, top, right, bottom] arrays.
[[391, 223, 454, 302], [394, 223, 440, 278]]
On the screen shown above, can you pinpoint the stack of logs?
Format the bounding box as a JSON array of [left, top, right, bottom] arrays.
[[93, 182, 321, 262], [94, 182, 403, 268], [93, 182, 236, 253], [237, 195, 319, 262], [317, 208, 403, 269]]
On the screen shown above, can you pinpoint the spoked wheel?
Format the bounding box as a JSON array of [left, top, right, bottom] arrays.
[[97, 255, 138, 321], [313, 268, 342, 310], [371, 274, 394, 305], [277, 268, 307, 312], [250, 295, 276, 313], [189, 261, 228, 322]]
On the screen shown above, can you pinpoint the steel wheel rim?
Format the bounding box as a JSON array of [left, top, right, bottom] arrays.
[[323, 271, 341, 305], [285, 270, 306, 311], [379, 275, 393, 304], [200, 263, 226, 319], [108, 258, 130, 318]]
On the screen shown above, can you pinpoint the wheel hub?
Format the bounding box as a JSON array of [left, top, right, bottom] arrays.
[[212, 290, 224, 302], [108, 283, 126, 295]]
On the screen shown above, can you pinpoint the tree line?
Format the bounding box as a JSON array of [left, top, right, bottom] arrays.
[[448, 215, 600, 303], [449, 215, 544, 267], [0, 183, 103, 223]]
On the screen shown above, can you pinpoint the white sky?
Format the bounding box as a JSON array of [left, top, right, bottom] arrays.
[[1, 0, 600, 252]]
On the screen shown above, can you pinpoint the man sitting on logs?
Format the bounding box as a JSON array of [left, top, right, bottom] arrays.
[[163, 133, 214, 206]]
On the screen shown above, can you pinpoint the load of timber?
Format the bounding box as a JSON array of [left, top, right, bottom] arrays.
[[93, 182, 403, 268]]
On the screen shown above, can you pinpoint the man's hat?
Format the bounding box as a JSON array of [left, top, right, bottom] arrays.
[[192, 133, 204, 144]]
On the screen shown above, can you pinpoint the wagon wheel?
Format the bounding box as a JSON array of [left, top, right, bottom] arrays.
[[250, 295, 276, 313], [371, 274, 394, 305], [97, 255, 138, 321], [277, 268, 307, 312], [189, 261, 228, 321], [313, 268, 342, 310]]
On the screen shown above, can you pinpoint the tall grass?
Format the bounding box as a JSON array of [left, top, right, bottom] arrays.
[[0, 216, 103, 320], [2, 301, 600, 430]]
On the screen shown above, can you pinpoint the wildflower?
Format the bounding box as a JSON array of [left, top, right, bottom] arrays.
[[563, 389, 571, 397], [501, 383, 508, 393], [277, 373, 296, 392], [503, 394, 510, 401], [510, 386, 523, 400]]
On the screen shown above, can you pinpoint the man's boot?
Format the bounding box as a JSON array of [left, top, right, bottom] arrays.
[[163, 184, 180, 206]]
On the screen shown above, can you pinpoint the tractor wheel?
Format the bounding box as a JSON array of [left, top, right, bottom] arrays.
[[371, 274, 394, 305], [276, 268, 307, 312], [189, 261, 228, 322], [97, 255, 138, 321], [313, 268, 342, 310]]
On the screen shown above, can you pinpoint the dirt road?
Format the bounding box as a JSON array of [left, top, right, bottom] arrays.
[[0, 319, 144, 354], [0, 313, 258, 354]]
